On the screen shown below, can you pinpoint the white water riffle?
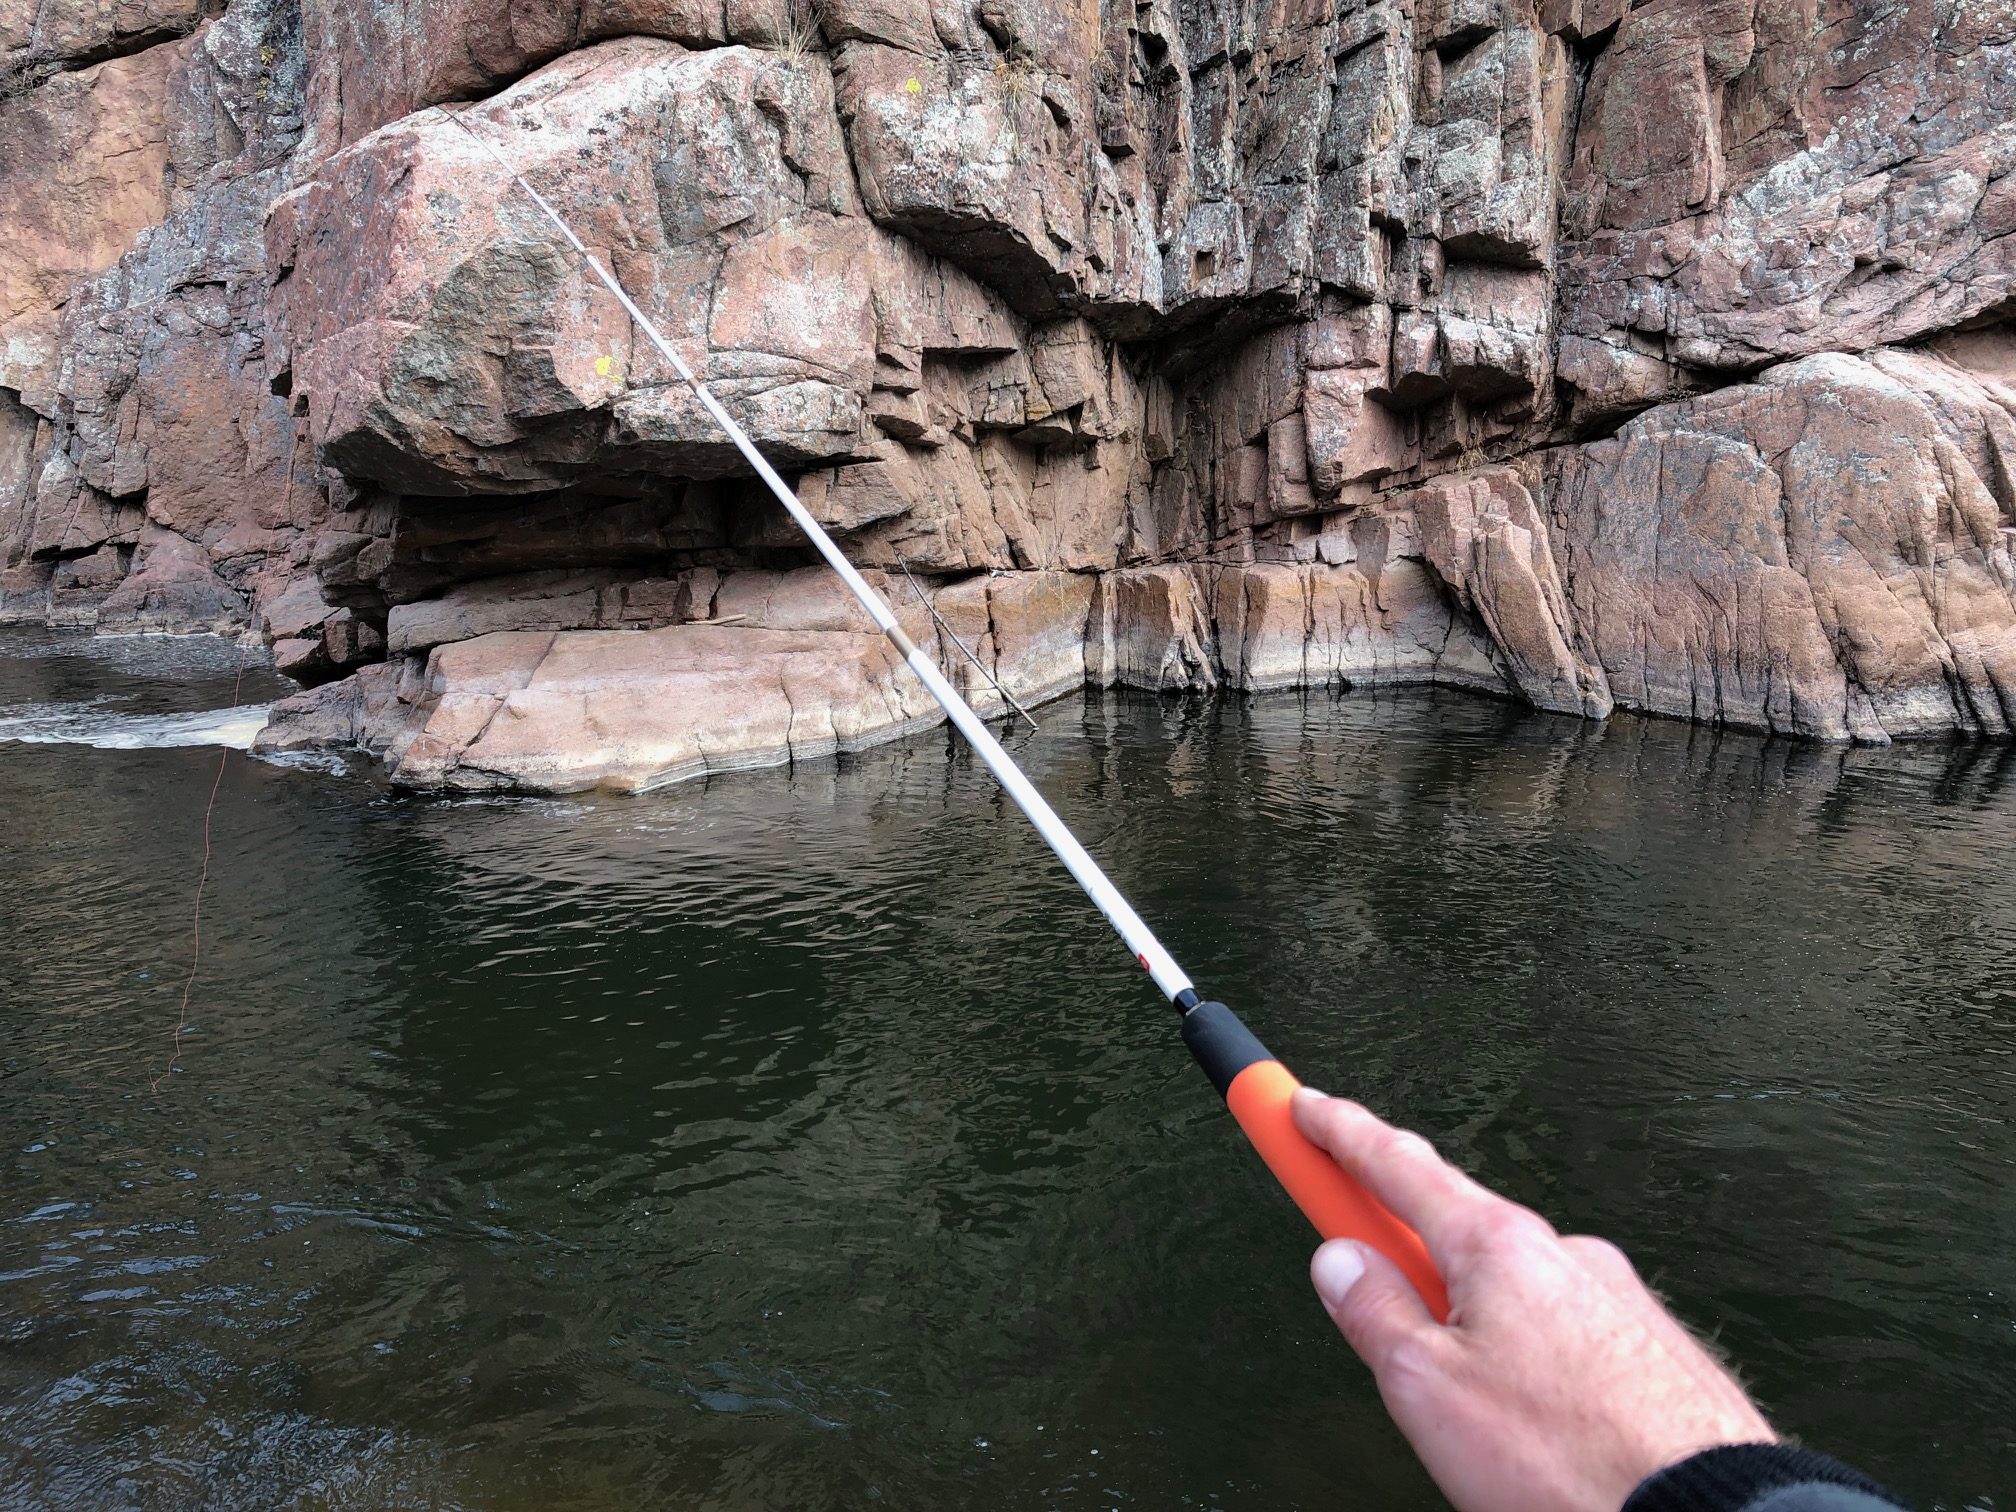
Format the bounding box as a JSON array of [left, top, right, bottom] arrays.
[[0, 700, 271, 750]]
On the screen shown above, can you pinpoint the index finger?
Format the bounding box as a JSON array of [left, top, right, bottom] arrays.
[[1290, 1089, 1533, 1267]]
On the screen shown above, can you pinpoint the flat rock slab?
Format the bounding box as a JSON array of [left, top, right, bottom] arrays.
[[261, 623, 945, 793]]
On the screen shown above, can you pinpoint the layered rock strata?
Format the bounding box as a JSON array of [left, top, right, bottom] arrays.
[[2, 0, 2012, 790]]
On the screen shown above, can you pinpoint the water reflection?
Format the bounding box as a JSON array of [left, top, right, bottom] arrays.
[[1, 635, 2012, 1510]]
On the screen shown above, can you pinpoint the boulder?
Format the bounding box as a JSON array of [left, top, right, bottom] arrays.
[[271, 39, 874, 496], [293, 0, 793, 158], [1545, 352, 2016, 742], [96, 522, 249, 632]]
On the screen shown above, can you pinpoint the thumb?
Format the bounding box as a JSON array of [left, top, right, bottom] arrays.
[[1311, 1238, 1440, 1373]]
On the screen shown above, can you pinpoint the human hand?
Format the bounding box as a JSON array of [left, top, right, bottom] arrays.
[[1292, 1088, 1776, 1512]]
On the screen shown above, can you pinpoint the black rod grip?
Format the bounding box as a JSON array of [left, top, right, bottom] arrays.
[[1181, 999, 1271, 1098]]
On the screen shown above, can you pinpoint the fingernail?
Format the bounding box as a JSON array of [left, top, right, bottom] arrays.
[[1311, 1240, 1366, 1310], [1292, 1086, 1327, 1108]]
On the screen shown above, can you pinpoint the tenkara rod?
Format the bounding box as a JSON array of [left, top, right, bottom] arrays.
[[437, 105, 1449, 1319]]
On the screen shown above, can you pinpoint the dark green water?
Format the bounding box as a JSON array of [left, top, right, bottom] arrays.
[[1, 630, 2012, 1512]]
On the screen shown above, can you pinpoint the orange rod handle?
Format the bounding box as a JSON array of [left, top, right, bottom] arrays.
[[1226, 1059, 1451, 1323]]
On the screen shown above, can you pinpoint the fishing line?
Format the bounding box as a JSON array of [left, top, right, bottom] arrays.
[[149, 422, 290, 1093], [431, 102, 1450, 1317], [893, 555, 1040, 731], [151, 639, 250, 1093]]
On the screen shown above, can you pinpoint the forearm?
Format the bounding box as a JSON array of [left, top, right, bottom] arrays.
[[1626, 1446, 1911, 1512]]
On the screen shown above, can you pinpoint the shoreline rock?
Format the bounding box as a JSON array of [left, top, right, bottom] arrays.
[[4, 0, 2014, 790]]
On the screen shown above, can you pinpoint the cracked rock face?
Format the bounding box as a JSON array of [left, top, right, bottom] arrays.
[[1548, 349, 2016, 741], [268, 40, 879, 493], [3, 0, 2014, 790]]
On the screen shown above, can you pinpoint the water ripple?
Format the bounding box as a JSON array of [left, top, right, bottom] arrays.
[[1, 638, 2013, 1510]]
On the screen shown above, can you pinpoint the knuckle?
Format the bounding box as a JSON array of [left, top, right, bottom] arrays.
[[1565, 1234, 1638, 1281], [1381, 1128, 1441, 1167], [1330, 1101, 1376, 1143], [1309, 1100, 1361, 1150], [1460, 1201, 1555, 1259]]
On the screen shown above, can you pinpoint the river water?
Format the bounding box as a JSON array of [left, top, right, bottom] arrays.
[[0, 628, 2011, 1511]]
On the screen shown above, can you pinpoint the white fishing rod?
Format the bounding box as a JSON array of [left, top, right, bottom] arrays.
[[436, 105, 1447, 1316]]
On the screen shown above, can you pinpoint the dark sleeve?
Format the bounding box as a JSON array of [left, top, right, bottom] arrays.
[[1623, 1445, 1912, 1512]]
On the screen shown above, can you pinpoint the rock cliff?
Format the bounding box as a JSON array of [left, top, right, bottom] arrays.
[[3, 0, 2012, 789]]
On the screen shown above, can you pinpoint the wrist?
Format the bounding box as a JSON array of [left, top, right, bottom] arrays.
[[1623, 1444, 1903, 1512]]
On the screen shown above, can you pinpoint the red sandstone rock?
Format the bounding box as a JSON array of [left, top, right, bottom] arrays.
[[260, 623, 947, 792], [97, 522, 247, 631], [4, 0, 2016, 789], [1410, 468, 1611, 718], [1545, 351, 2016, 741], [0, 45, 181, 325], [0, 0, 213, 73], [1556, 0, 2015, 421]]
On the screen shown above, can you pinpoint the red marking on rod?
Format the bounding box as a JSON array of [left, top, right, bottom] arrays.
[[1138, 953, 1150, 971]]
